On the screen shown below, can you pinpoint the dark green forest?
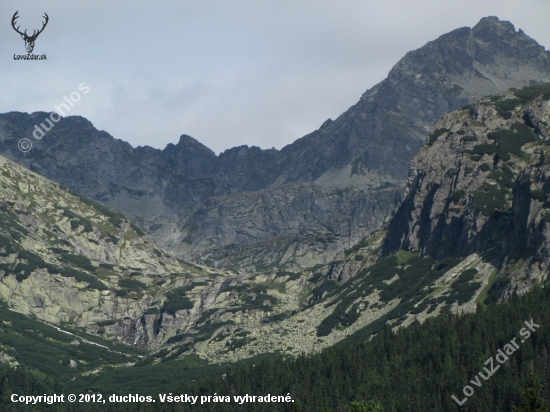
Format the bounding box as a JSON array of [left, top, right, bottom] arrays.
[[3, 286, 550, 411]]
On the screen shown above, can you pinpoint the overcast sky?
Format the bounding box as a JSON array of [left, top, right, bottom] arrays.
[[0, 1, 549, 154]]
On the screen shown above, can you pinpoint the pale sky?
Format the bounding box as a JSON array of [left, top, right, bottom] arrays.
[[1, 1, 549, 154]]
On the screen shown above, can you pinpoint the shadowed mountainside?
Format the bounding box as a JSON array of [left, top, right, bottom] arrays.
[[0, 17, 549, 270]]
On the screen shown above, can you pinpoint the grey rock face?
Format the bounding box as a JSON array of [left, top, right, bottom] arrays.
[[0, 153, 216, 350], [383, 84, 550, 300], [0, 17, 548, 269], [176, 181, 402, 270]]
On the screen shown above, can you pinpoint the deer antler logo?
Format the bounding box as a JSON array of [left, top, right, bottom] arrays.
[[11, 11, 49, 54]]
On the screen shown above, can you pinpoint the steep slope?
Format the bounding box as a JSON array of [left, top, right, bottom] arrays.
[[7, 85, 550, 374], [384, 82, 550, 301], [271, 16, 550, 182], [0, 151, 486, 368], [0, 153, 377, 365], [0, 301, 146, 381], [0, 153, 217, 348], [0, 17, 549, 270]]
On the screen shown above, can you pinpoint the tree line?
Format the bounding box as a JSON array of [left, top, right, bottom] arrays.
[[3, 287, 550, 411]]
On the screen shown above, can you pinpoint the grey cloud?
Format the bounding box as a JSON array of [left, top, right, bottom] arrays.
[[0, 0, 548, 154]]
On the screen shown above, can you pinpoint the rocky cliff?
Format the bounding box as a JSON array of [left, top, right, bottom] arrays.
[[384, 82, 550, 301], [0, 153, 238, 352], [6, 84, 550, 373], [0, 149, 491, 368], [0, 17, 549, 270], [0, 153, 380, 364]]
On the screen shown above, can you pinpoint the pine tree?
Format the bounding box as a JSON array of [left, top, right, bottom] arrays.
[[350, 400, 384, 412], [513, 374, 550, 412]]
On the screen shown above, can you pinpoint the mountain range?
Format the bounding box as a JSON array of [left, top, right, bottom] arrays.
[[1, 16, 549, 272], [1, 16, 550, 410]]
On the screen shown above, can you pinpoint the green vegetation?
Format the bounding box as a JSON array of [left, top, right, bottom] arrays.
[[75, 353, 217, 396], [241, 285, 278, 311], [109, 216, 124, 228], [531, 189, 546, 203], [96, 319, 118, 327], [3, 287, 550, 410], [457, 268, 478, 281], [451, 189, 466, 205], [130, 223, 147, 237], [0, 235, 17, 257], [223, 283, 279, 311], [479, 163, 492, 172], [344, 237, 370, 255], [465, 121, 537, 164], [471, 157, 517, 217], [514, 82, 550, 100], [473, 182, 509, 216], [107, 233, 120, 244], [118, 278, 146, 291], [57, 252, 97, 272], [0, 205, 30, 239], [144, 307, 159, 315], [466, 142, 497, 156], [62, 209, 93, 233], [60, 267, 108, 290], [310, 279, 339, 302], [351, 157, 361, 175], [350, 400, 385, 412], [427, 128, 450, 146], [487, 122, 537, 157], [471, 158, 516, 217], [308, 273, 324, 283], [488, 164, 515, 188], [163, 286, 550, 412], [227, 335, 256, 351], [444, 268, 480, 304], [162, 286, 195, 313], [317, 254, 461, 336], [476, 269, 498, 305], [490, 96, 526, 119], [276, 271, 301, 281], [482, 83, 550, 123], [10, 249, 60, 282], [68, 189, 126, 221], [264, 311, 292, 323], [0, 301, 140, 385], [512, 374, 550, 412]]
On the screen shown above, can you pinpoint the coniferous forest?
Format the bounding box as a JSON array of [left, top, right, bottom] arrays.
[[2, 286, 550, 412]]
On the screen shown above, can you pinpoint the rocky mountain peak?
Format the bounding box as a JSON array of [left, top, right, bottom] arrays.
[[0, 17, 549, 271], [469, 16, 549, 71], [168, 134, 215, 155], [474, 15, 514, 30], [383, 82, 550, 299]]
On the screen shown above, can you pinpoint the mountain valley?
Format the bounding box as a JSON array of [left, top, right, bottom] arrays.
[[1, 15, 550, 412]]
